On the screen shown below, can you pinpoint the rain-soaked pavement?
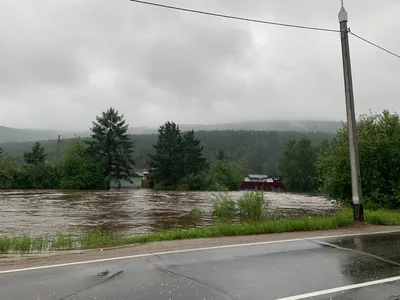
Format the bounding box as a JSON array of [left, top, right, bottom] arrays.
[[1, 231, 400, 300], [0, 189, 337, 236]]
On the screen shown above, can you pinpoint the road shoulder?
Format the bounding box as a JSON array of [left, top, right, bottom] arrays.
[[1, 225, 399, 271]]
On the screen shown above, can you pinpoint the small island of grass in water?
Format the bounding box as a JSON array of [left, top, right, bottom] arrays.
[[1, 191, 399, 255]]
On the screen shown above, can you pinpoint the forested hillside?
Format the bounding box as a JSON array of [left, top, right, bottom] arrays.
[[0, 130, 334, 174], [0, 120, 341, 143]]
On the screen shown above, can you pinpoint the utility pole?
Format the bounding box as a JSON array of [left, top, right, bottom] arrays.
[[56, 135, 61, 153], [338, 1, 364, 222]]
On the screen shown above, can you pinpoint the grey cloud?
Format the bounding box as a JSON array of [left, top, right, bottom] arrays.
[[0, 0, 399, 130]]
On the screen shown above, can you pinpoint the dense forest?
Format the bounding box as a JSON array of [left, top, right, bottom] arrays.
[[0, 130, 333, 175]]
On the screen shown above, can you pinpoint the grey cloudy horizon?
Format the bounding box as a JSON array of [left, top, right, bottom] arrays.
[[0, 0, 399, 130]]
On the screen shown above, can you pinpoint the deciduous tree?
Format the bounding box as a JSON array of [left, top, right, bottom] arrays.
[[61, 140, 105, 189], [317, 110, 400, 209]]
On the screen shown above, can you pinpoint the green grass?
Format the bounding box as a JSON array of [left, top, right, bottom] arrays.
[[51, 234, 74, 250], [365, 209, 400, 225], [1, 208, 399, 255]]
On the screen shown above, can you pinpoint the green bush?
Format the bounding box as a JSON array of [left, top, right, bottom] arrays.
[[212, 191, 269, 221], [0, 157, 60, 189], [212, 192, 237, 218], [237, 190, 266, 221], [187, 207, 205, 217], [60, 140, 105, 190]]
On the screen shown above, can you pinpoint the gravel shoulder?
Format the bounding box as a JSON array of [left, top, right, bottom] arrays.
[[1, 224, 399, 271]]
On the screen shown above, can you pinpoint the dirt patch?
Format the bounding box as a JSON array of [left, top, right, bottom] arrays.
[[1, 225, 399, 271]]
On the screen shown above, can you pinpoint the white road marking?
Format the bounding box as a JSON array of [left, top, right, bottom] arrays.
[[274, 275, 400, 300], [0, 229, 399, 274]]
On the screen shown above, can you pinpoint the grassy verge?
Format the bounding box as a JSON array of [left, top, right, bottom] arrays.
[[365, 209, 400, 225], [1, 208, 399, 255]]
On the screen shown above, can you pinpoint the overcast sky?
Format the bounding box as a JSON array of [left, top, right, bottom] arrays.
[[0, 0, 399, 130]]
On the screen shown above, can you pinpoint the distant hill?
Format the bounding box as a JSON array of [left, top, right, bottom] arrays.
[[0, 120, 343, 143], [0, 126, 69, 143]]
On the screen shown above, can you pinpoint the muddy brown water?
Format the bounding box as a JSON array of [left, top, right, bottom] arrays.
[[0, 189, 338, 236]]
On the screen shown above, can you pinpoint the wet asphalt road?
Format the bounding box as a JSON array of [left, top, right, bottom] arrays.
[[1, 232, 400, 300]]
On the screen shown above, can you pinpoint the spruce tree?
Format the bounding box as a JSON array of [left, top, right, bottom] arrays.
[[149, 121, 183, 189], [23, 142, 46, 165], [87, 108, 135, 188], [182, 130, 206, 176], [216, 148, 227, 161]]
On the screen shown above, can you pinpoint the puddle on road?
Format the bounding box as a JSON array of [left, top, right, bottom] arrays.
[[0, 189, 338, 236]]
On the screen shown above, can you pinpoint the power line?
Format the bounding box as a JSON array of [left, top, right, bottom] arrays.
[[350, 31, 400, 60], [130, 0, 400, 60], [129, 0, 341, 33]]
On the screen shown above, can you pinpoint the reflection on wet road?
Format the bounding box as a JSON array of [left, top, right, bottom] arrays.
[[0, 189, 336, 236], [1, 231, 399, 300]]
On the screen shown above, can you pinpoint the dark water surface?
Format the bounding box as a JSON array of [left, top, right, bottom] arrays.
[[0, 189, 337, 236]]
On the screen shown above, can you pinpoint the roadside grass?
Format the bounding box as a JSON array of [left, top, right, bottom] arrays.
[[365, 209, 400, 225], [1, 208, 399, 255]]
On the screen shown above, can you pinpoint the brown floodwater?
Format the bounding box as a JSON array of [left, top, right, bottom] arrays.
[[0, 189, 338, 236]]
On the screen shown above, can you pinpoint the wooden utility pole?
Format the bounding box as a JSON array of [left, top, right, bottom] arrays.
[[339, 1, 364, 222], [56, 135, 61, 153]]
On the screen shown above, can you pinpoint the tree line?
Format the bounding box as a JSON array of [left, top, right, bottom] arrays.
[[0, 108, 135, 190], [279, 110, 400, 209], [0, 108, 245, 190], [1, 107, 399, 210], [0, 129, 332, 175]]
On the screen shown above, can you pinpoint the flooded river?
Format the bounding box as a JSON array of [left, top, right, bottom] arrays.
[[0, 190, 337, 236]]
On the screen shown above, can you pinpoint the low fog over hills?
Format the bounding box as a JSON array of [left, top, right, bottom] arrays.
[[0, 120, 343, 143]]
